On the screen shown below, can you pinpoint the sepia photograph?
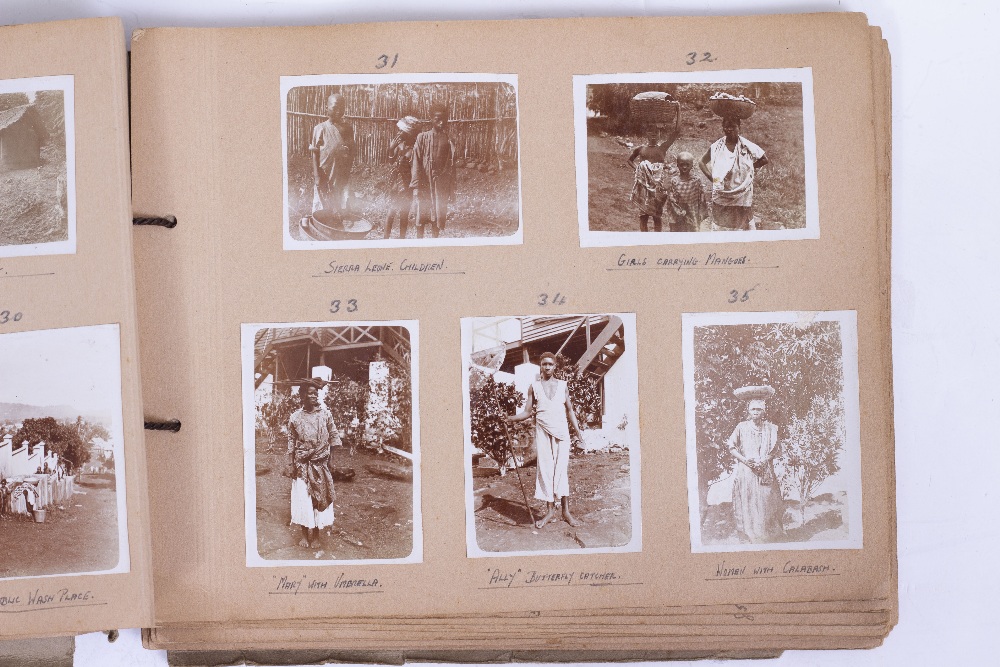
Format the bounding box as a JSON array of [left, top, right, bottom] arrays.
[[242, 321, 421, 566], [461, 314, 641, 558], [574, 68, 818, 246], [682, 311, 862, 553], [281, 73, 522, 249], [0, 75, 75, 257], [0, 324, 129, 580]]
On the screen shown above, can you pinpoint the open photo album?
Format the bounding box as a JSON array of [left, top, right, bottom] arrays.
[[0, 12, 893, 658]]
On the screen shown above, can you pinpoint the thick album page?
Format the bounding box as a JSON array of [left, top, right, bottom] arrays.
[[130, 13, 892, 629], [0, 18, 153, 638]]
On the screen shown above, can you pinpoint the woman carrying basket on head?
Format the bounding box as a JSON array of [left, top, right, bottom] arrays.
[[726, 385, 785, 543], [699, 94, 769, 231]]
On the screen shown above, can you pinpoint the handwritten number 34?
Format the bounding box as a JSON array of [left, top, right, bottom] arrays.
[[686, 52, 715, 65]]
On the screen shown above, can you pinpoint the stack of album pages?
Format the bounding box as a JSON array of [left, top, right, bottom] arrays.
[[0, 12, 894, 660]]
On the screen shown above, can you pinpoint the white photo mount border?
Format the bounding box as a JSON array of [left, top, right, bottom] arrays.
[[681, 310, 863, 553], [0, 75, 76, 258], [574, 67, 818, 247], [460, 313, 643, 559], [280, 73, 523, 250], [240, 320, 423, 567]]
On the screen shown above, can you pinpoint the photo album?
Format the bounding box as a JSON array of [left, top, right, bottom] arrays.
[[0, 12, 893, 658]]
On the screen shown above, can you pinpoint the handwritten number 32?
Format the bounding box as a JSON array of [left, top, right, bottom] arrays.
[[686, 52, 715, 65]]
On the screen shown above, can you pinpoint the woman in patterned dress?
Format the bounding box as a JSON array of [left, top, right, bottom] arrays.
[[727, 393, 785, 543]]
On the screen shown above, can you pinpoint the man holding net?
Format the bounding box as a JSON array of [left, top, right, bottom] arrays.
[[506, 352, 585, 528]]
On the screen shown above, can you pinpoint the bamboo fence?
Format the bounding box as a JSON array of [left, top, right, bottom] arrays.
[[286, 82, 519, 167]]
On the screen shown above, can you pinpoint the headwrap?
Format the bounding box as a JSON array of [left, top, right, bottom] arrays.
[[396, 115, 419, 134]]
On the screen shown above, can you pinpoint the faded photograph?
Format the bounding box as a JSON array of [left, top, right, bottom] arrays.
[[575, 69, 818, 245], [683, 311, 862, 553], [461, 314, 641, 557], [282, 74, 521, 248], [0, 76, 75, 257], [0, 324, 129, 579], [243, 322, 421, 565]]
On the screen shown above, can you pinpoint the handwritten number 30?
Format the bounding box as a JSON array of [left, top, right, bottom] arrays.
[[686, 52, 715, 65], [0, 310, 22, 324]]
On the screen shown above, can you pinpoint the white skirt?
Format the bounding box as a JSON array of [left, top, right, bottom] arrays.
[[290, 478, 334, 529], [534, 428, 570, 502]]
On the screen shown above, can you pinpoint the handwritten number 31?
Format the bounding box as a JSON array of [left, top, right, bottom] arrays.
[[376, 54, 399, 69], [686, 52, 715, 65]]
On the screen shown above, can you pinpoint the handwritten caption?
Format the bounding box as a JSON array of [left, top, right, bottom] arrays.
[[316, 258, 459, 278], [329, 299, 359, 314], [611, 252, 751, 271], [708, 560, 839, 581], [269, 573, 384, 595], [375, 53, 399, 69], [0, 587, 100, 613], [0, 310, 23, 324], [537, 292, 567, 307], [686, 52, 717, 65], [481, 567, 639, 590]]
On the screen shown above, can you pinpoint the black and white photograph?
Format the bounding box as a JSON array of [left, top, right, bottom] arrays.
[[574, 68, 818, 246], [0, 75, 75, 257], [461, 314, 641, 557], [281, 73, 521, 249], [682, 311, 862, 553], [242, 321, 421, 566], [0, 324, 129, 580]]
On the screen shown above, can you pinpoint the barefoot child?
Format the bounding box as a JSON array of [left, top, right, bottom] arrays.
[[287, 379, 340, 549], [629, 153, 667, 232], [506, 352, 584, 528], [666, 152, 706, 232]]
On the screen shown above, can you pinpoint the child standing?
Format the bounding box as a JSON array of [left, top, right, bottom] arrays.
[[666, 152, 706, 232], [630, 157, 667, 232]]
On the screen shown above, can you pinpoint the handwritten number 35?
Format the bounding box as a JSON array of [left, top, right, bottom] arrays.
[[686, 52, 715, 65]]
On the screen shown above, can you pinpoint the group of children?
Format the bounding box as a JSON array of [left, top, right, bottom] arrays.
[[627, 142, 707, 233]]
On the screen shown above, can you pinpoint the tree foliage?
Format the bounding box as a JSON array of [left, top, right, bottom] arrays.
[[693, 321, 845, 521], [469, 368, 527, 466], [0, 92, 30, 113], [12, 417, 91, 471], [254, 358, 413, 455], [553, 353, 603, 431], [779, 395, 845, 519]]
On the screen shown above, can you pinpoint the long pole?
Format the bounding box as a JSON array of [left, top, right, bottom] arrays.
[[501, 419, 536, 526]]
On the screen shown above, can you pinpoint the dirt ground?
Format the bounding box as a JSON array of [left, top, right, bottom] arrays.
[[287, 156, 520, 241], [473, 450, 633, 553], [0, 474, 120, 579], [0, 145, 69, 248], [586, 104, 807, 233], [701, 491, 850, 546], [254, 435, 414, 561]]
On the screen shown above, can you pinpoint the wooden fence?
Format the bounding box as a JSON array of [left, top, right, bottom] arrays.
[[286, 82, 519, 167]]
